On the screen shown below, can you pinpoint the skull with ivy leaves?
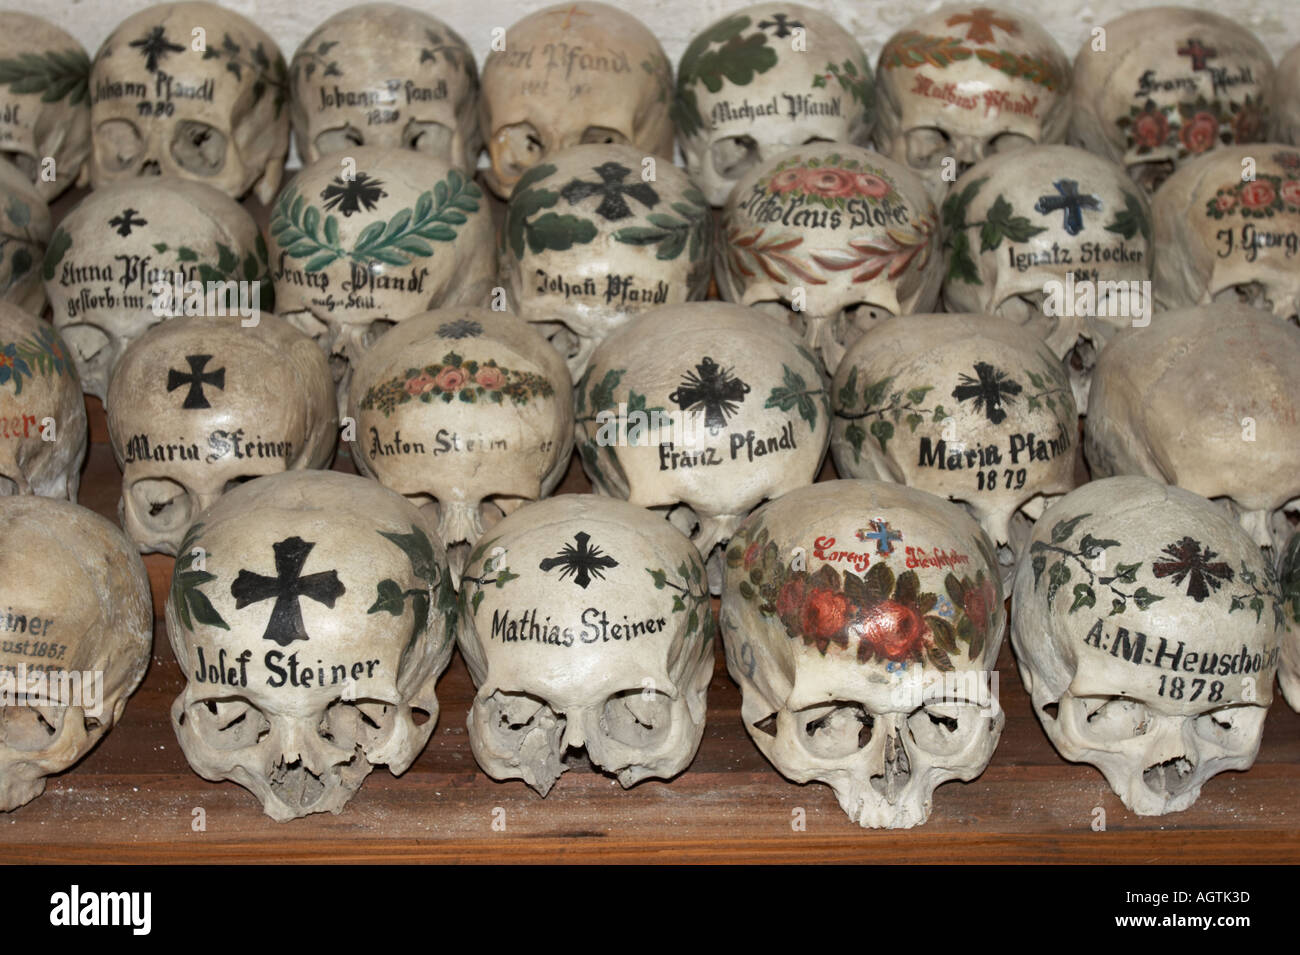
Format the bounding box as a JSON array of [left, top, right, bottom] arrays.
[[831, 313, 1077, 581], [941, 145, 1154, 407], [575, 301, 830, 590], [89, 1, 290, 203], [166, 470, 457, 821], [457, 494, 714, 796], [288, 3, 480, 171], [721, 479, 1006, 829], [0, 161, 51, 315], [674, 2, 876, 207], [501, 143, 714, 377], [45, 178, 272, 402], [1012, 476, 1285, 815], [0, 13, 91, 202], [268, 146, 495, 414]]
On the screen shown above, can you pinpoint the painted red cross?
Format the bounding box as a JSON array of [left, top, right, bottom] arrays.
[[1177, 38, 1217, 71], [546, 4, 591, 29]]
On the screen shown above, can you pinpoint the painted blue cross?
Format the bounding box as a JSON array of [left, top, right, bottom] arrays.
[[858, 519, 902, 555], [1033, 179, 1102, 236]]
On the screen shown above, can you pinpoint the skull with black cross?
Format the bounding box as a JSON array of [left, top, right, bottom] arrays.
[[674, 2, 876, 207], [268, 146, 495, 414], [1012, 476, 1284, 815], [457, 494, 714, 795], [500, 143, 714, 377], [940, 145, 1154, 406], [107, 314, 338, 556], [721, 479, 1006, 828], [288, 3, 480, 170], [0, 303, 86, 500], [89, 0, 290, 203], [166, 470, 457, 821]]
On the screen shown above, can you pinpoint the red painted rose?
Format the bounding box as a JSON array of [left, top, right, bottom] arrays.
[[775, 576, 806, 620], [768, 168, 805, 194], [434, 366, 469, 391], [1132, 109, 1170, 149], [1215, 192, 1238, 212], [1233, 107, 1265, 144], [802, 167, 858, 198], [856, 599, 928, 662], [1240, 180, 1276, 208], [475, 366, 505, 389], [405, 372, 436, 396], [1281, 180, 1300, 207], [853, 172, 891, 198], [962, 579, 996, 635], [1179, 112, 1218, 154], [743, 540, 762, 568], [800, 588, 851, 646]]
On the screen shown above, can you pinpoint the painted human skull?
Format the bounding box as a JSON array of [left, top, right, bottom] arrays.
[[45, 178, 271, 401], [941, 145, 1153, 406], [1071, 7, 1273, 193], [874, 4, 1071, 198], [479, 1, 674, 199], [501, 143, 713, 376], [289, 3, 480, 171], [0, 13, 91, 201], [0, 162, 51, 316], [1278, 531, 1300, 711], [457, 494, 713, 795], [1011, 476, 1284, 815], [166, 470, 457, 821], [1085, 304, 1300, 554], [0, 305, 85, 500], [675, 3, 876, 207], [721, 479, 1005, 828], [1152, 144, 1300, 322], [831, 313, 1077, 578], [576, 301, 829, 583], [268, 146, 495, 413], [349, 306, 573, 577], [89, 1, 290, 203], [718, 142, 941, 371], [107, 314, 337, 556], [0, 495, 151, 810], [1272, 44, 1300, 146]]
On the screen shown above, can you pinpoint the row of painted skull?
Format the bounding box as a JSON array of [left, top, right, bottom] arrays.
[[0, 0, 1298, 828]]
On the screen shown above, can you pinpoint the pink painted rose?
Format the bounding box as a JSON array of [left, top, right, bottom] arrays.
[[853, 172, 891, 198], [434, 366, 469, 391], [405, 372, 436, 396], [1132, 108, 1170, 149], [768, 168, 805, 194], [1240, 180, 1276, 209], [1179, 111, 1219, 154], [475, 366, 505, 389], [802, 166, 858, 198], [1215, 192, 1238, 212], [1281, 179, 1300, 207]]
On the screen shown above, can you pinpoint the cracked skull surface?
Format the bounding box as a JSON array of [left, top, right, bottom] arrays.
[[107, 314, 337, 556], [575, 301, 830, 581], [0, 13, 91, 202], [831, 313, 1077, 577], [1152, 144, 1300, 322], [349, 306, 573, 578], [89, 0, 290, 203], [0, 495, 152, 810], [46, 178, 271, 401], [873, 4, 1071, 198], [457, 494, 714, 795], [721, 479, 1005, 828], [288, 3, 480, 170], [675, 2, 876, 206], [940, 144, 1154, 406], [166, 470, 457, 821], [1085, 304, 1300, 554], [0, 162, 51, 316], [1070, 7, 1273, 193], [717, 141, 942, 371], [0, 304, 86, 500], [500, 142, 714, 377], [478, 1, 674, 199], [268, 146, 495, 413], [1011, 476, 1284, 815]]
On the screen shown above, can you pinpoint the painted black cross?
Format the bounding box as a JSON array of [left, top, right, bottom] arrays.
[[539, 532, 618, 589], [231, 537, 346, 647], [109, 208, 147, 237], [1177, 38, 1217, 72], [167, 354, 225, 410], [559, 162, 658, 221], [952, 362, 1022, 425], [128, 25, 185, 73], [669, 357, 751, 434], [758, 13, 803, 37], [1033, 179, 1101, 236]]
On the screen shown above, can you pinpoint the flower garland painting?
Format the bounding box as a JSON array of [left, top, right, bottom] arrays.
[[358, 351, 555, 417]]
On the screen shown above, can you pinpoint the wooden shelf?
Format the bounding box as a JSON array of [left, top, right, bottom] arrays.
[[4, 406, 1299, 865]]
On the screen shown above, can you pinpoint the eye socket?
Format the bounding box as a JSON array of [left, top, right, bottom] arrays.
[[129, 477, 194, 532], [987, 132, 1033, 156], [1213, 282, 1272, 310], [580, 125, 628, 146], [492, 122, 545, 183], [170, 120, 227, 175], [1079, 696, 1151, 742], [403, 120, 454, 157], [0, 705, 68, 751], [1130, 159, 1176, 193], [322, 697, 404, 751], [601, 688, 673, 749], [904, 127, 950, 168], [483, 689, 559, 747], [839, 303, 894, 337], [906, 702, 983, 755], [2, 150, 39, 182], [797, 700, 873, 759], [1193, 704, 1265, 746], [55, 323, 112, 367], [314, 125, 366, 156], [96, 119, 145, 171], [711, 134, 761, 182], [182, 697, 270, 750], [996, 291, 1048, 323]]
